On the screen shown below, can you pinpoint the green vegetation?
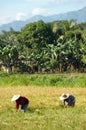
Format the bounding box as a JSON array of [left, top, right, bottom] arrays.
[[0, 20, 86, 73], [0, 104, 86, 130], [0, 19, 86, 129], [0, 73, 86, 87]]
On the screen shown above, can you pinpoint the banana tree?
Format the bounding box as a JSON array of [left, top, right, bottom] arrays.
[[1, 45, 18, 73]]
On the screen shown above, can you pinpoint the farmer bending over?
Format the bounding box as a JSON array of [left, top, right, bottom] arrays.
[[11, 95, 29, 112], [59, 93, 75, 107]]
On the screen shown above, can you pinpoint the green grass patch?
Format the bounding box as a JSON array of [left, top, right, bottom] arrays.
[[0, 72, 86, 87], [0, 107, 86, 130]]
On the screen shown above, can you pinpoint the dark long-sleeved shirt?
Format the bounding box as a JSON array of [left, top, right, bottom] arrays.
[[16, 96, 29, 109], [64, 95, 75, 106]]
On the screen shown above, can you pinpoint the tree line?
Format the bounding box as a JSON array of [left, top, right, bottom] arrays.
[[0, 20, 86, 73]]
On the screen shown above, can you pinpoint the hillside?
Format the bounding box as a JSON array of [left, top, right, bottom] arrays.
[[0, 7, 86, 32]]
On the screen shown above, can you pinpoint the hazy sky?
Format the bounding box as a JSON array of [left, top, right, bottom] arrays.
[[0, 0, 86, 25]]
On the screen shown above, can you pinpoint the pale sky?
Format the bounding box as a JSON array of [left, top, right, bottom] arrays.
[[0, 0, 86, 25]]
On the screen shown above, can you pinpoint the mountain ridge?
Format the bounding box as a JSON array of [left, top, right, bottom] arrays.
[[0, 6, 86, 32]]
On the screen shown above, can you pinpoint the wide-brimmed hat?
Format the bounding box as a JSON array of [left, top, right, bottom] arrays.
[[59, 93, 70, 101], [11, 95, 20, 101]]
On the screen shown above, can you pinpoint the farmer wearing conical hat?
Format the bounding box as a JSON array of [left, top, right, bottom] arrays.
[[59, 93, 75, 107], [11, 95, 29, 112]]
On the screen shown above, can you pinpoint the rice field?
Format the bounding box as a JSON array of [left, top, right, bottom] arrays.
[[0, 85, 86, 130]]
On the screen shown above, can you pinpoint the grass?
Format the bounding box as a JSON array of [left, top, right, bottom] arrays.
[[0, 73, 86, 130], [0, 72, 86, 87]]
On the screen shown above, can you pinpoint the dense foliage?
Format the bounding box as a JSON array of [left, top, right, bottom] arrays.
[[0, 20, 86, 73]]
